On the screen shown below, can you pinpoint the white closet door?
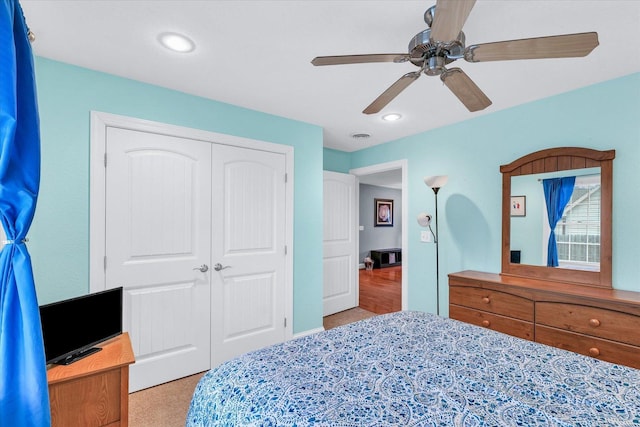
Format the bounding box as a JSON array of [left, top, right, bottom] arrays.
[[97, 113, 293, 391], [210, 144, 287, 366], [105, 127, 212, 392]]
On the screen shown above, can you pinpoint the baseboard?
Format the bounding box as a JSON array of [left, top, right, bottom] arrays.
[[293, 327, 325, 339]]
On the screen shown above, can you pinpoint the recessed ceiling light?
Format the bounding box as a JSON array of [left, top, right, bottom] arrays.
[[158, 32, 195, 53], [382, 113, 402, 122]]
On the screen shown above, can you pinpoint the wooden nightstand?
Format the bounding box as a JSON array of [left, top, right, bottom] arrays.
[[47, 332, 135, 427]]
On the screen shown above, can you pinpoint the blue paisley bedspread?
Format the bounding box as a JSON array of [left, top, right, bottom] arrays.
[[186, 311, 640, 426]]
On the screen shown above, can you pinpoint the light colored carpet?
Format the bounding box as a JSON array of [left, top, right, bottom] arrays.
[[128, 307, 375, 426], [323, 306, 377, 330], [129, 371, 205, 427]]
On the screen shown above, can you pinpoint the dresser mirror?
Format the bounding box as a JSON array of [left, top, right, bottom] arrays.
[[501, 147, 615, 287], [510, 167, 601, 269]]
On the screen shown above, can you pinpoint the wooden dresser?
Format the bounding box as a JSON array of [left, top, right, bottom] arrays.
[[449, 271, 640, 369], [47, 332, 135, 427]]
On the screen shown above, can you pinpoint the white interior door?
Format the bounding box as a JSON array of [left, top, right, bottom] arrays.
[[323, 171, 358, 316], [105, 127, 212, 392], [210, 144, 288, 366]]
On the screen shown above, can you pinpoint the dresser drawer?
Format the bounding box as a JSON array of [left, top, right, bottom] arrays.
[[536, 325, 640, 369], [450, 286, 534, 321], [536, 302, 640, 347], [450, 305, 534, 341]]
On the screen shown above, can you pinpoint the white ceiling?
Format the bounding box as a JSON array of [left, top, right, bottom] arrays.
[[359, 169, 403, 189], [21, 1, 640, 152]]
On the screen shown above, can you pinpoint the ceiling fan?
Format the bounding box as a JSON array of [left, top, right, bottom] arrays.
[[311, 0, 599, 114]]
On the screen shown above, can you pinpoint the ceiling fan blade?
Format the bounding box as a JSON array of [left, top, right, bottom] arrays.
[[363, 72, 421, 115], [311, 54, 409, 66], [430, 0, 476, 43], [440, 68, 491, 112], [465, 32, 599, 62]]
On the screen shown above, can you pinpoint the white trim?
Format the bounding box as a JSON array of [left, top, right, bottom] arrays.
[[89, 112, 108, 292], [350, 159, 408, 311], [293, 327, 324, 339], [89, 111, 294, 340]]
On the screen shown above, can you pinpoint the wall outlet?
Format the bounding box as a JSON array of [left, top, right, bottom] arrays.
[[420, 230, 432, 243]]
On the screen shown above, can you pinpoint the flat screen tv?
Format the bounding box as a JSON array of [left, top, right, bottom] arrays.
[[39, 287, 122, 365]]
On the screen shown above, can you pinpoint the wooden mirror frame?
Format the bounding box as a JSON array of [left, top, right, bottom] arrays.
[[500, 147, 615, 288]]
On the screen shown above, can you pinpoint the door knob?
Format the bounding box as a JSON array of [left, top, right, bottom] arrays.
[[214, 263, 231, 272], [193, 264, 209, 273]]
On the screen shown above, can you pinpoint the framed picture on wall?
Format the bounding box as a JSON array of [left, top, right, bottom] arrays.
[[511, 195, 526, 217], [375, 198, 394, 226]]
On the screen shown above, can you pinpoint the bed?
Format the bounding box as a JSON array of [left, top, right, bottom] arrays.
[[187, 311, 640, 426]]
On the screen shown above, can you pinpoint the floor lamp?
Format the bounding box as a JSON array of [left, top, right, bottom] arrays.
[[419, 175, 448, 315]]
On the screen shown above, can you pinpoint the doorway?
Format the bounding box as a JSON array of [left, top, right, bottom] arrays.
[[351, 160, 408, 313]]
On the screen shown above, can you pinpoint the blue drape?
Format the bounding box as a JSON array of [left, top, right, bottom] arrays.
[[543, 177, 575, 267], [0, 0, 51, 425]]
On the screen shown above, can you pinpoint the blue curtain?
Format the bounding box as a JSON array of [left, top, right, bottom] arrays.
[[0, 0, 51, 425], [543, 177, 575, 267]]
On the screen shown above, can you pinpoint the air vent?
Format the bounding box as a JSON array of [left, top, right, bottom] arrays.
[[351, 133, 371, 139]]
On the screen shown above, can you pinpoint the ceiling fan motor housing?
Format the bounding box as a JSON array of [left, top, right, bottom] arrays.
[[408, 28, 466, 75]]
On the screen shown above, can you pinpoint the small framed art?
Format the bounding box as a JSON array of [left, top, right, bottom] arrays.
[[510, 195, 526, 217]]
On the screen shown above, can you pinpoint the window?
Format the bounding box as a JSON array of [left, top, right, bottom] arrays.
[[555, 175, 600, 269]]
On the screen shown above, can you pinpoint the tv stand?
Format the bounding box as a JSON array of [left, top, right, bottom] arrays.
[[47, 332, 135, 427], [56, 346, 102, 365]]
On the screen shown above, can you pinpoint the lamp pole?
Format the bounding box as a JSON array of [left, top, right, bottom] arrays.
[[424, 175, 447, 317], [432, 186, 441, 316]]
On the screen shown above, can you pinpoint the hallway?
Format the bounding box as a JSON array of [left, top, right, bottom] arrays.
[[358, 265, 401, 314], [322, 265, 401, 330]]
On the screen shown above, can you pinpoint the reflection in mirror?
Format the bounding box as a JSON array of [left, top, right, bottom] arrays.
[[501, 147, 614, 288], [510, 168, 600, 271]]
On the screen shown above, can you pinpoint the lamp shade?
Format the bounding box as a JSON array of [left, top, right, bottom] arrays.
[[424, 175, 448, 189], [416, 212, 432, 227]]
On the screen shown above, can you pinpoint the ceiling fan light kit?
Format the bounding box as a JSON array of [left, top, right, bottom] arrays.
[[311, 0, 599, 115]]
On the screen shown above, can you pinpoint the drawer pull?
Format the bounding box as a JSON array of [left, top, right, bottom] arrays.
[[588, 318, 601, 327], [588, 347, 600, 357], [481, 320, 490, 327], [481, 297, 490, 304]]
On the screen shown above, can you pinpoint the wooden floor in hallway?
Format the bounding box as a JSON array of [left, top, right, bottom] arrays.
[[358, 265, 401, 314], [322, 265, 401, 330]]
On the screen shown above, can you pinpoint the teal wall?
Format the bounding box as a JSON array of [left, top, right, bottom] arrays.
[[323, 148, 351, 173], [510, 174, 545, 265], [32, 55, 639, 332], [31, 57, 324, 334], [326, 73, 640, 314]]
